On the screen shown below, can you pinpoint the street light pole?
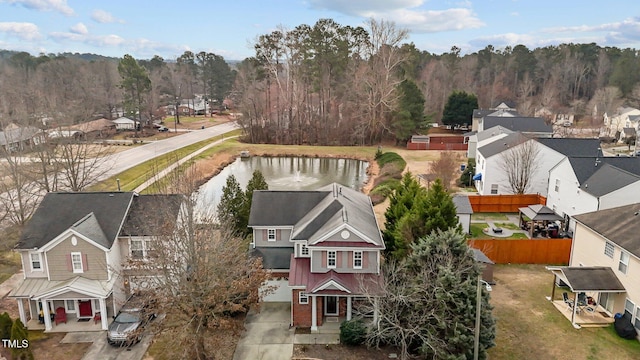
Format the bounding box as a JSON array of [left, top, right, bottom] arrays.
[[473, 273, 482, 360], [174, 96, 179, 133]]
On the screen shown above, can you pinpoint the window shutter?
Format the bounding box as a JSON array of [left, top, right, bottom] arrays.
[[348, 251, 353, 268], [337, 251, 342, 268], [262, 229, 267, 240], [66, 254, 72, 271], [322, 251, 327, 268], [83, 254, 88, 271], [363, 252, 368, 268], [276, 229, 281, 241]]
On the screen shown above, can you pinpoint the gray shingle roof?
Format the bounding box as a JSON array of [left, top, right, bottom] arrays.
[[477, 132, 529, 158], [573, 203, 640, 259], [17, 192, 135, 249], [72, 213, 109, 248], [250, 183, 383, 247], [473, 109, 494, 118], [250, 247, 294, 269], [249, 191, 330, 226], [566, 157, 640, 196], [558, 267, 626, 292], [483, 116, 552, 134], [476, 125, 513, 142], [535, 138, 602, 157], [452, 195, 473, 214], [120, 194, 184, 236]]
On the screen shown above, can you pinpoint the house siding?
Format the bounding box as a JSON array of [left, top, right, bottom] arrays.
[[46, 235, 108, 281], [599, 182, 640, 211], [19, 251, 48, 279], [311, 250, 377, 274], [570, 224, 638, 315], [253, 227, 293, 247]]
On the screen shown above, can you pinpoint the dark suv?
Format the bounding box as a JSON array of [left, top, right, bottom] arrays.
[[107, 296, 156, 346]]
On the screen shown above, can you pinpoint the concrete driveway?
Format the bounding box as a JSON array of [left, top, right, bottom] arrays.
[[233, 303, 294, 360], [79, 331, 153, 360]]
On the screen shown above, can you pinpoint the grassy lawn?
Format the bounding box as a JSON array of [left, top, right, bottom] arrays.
[[494, 222, 521, 230], [470, 223, 529, 239], [471, 213, 511, 221], [489, 265, 640, 360], [0, 251, 21, 284]]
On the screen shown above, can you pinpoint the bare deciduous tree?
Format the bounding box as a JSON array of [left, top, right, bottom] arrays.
[[498, 139, 541, 194], [124, 165, 270, 359], [429, 151, 459, 191]]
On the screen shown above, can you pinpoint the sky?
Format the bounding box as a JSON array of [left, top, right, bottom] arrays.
[[0, 0, 639, 61]]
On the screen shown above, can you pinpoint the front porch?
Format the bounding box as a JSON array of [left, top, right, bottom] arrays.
[[26, 312, 105, 333]]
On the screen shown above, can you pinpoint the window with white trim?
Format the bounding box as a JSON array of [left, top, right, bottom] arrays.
[[327, 251, 336, 268], [604, 241, 615, 258], [625, 298, 634, 319], [490, 184, 498, 194], [554, 179, 560, 192], [635, 306, 640, 331], [71, 252, 83, 273], [30, 253, 42, 271], [267, 229, 276, 241], [619, 251, 630, 274], [301, 244, 309, 256], [299, 292, 308, 305], [66, 300, 75, 311], [353, 251, 363, 269], [130, 239, 154, 260]]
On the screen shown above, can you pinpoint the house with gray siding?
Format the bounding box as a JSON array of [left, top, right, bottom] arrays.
[[249, 183, 384, 331], [10, 192, 182, 332]]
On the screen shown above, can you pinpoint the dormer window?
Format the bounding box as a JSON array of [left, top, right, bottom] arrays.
[[30, 253, 42, 271]]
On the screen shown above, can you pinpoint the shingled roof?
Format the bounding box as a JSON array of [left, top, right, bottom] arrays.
[[477, 132, 529, 158], [566, 157, 640, 196], [535, 138, 602, 157], [120, 194, 184, 236], [483, 116, 552, 134], [573, 203, 640, 259], [17, 192, 135, 250]]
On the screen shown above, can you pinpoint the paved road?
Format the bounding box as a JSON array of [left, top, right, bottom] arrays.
[[97, 121, 240, 182]]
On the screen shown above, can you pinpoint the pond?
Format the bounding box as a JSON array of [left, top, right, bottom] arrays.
[[196, 156, 369, 212]]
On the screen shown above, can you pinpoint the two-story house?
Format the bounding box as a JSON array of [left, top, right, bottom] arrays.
[[248, 183, 384, 331], [604, 106, 640, 136], [9, 192, 181, 332], [547, 203, 640, 333], [474, 135, 601, 195], [546, 156, 640, 232]]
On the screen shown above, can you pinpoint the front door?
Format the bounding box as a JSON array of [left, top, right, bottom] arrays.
[[325, 296, 339, 316], [78, 300, 92, 317]]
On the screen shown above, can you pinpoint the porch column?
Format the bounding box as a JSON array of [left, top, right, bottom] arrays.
[[373, 297, 379, 329], [17, 299, 26, 325], [311, 295, 318, 332], [99, 298, 108, 330], [42, 300, 52, 331], [346, 297, 352, 321]]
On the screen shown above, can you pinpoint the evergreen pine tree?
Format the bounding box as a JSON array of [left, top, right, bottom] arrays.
[[240, 170, 269, 236], [382, 172, 426, 257], [0, 312, 12, 341], [216, 175, 245, 233], [10, 318, 34, 360]]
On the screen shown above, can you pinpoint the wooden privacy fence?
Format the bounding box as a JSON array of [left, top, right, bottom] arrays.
[[468, 239, 571, 265], [468, 194, 546, 213]]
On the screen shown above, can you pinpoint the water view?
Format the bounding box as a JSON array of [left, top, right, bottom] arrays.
[[196, 156, 369, 212]]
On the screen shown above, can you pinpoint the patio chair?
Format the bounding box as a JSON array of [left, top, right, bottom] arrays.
[[55, 307, 67, 325], [577, 292, 588, 307]]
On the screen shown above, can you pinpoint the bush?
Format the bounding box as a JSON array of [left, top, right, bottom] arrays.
[[0, 312, 12, 340], [340, 319, 367, 346], [10, 318, 33, 360], [376, 152, 406, 169]]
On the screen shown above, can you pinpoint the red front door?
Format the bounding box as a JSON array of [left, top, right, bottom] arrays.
[[78, 300, 92, 317]]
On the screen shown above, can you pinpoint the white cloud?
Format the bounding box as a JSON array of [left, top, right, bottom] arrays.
[[2, 0, 74, 16], [0, 22, 41, 40], [309, 0, 483, 33], [91, 9, 124, 24], [70, 22, 88, 35]]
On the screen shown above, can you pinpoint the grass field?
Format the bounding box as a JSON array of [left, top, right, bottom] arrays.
[[489, 265, 640, 360], [471, 212, 511, 221]]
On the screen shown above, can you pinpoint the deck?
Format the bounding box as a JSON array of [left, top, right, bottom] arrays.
[[551, 300, 614, 328]]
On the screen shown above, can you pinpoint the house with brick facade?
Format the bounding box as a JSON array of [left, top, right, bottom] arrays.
[[248, 183, 384, 331]]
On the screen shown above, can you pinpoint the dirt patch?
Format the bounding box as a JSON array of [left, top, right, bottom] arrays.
[[30, 332, 91, 360], [293, 344, 399, 360]]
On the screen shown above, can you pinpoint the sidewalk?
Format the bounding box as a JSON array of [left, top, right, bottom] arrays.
[[0, 271, 23, 298]]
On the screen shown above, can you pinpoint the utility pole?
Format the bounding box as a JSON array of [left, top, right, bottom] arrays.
[[473, 274, 482, 360]]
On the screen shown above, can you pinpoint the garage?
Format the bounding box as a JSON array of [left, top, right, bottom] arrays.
[[261, 280, 291, 302]]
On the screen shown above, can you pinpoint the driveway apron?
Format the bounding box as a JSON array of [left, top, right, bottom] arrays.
[[233, 303, 294, 360]]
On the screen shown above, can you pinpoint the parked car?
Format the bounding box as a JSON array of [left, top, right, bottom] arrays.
[[157, 126, 169, 132], [107, 296, 156, 346]]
